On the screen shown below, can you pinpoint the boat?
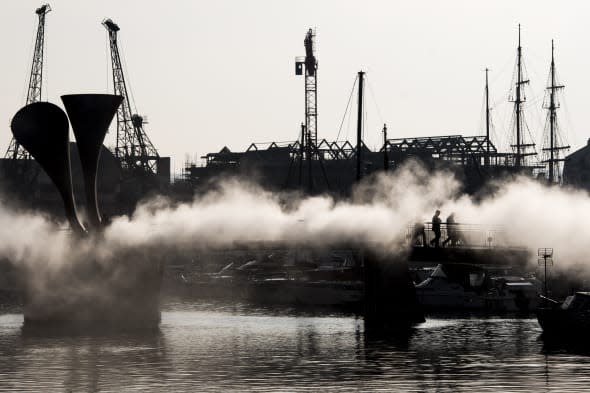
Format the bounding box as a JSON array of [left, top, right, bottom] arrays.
[[415, 263, 538, 312], [537, 292, 590, 336]]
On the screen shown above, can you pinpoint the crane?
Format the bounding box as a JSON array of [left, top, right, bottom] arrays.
[[295, 28, 318, 150], [102, 18, 159, 176], [5, 4, 51, 160]]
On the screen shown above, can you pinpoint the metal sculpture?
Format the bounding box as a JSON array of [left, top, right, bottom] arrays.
[[10, 102, 86, 234], [61, 94, 123, 229], [10, 94, 122, 234]]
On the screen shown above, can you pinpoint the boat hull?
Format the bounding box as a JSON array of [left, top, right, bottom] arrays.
[[537, 308, 590, 336]]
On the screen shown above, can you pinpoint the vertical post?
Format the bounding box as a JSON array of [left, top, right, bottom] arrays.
[[485, 68, 490, 167], [356, 71, 365, 182], [383, 123, 389, 171], [515, 24, 523, 169], [307, 126, 313, 193], [549, 40, 555, 183], [299, 123, 305, 188], [544, 254, 548, 297]]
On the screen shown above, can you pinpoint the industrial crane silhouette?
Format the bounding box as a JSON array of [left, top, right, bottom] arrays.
[[5, 4, 51, 160], [103, 18, 159, 177]]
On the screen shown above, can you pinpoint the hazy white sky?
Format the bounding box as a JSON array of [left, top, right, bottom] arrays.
[[2, 1, 590, 174]]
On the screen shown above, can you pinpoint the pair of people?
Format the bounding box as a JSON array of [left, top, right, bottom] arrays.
[[429, 210, 459, 248]]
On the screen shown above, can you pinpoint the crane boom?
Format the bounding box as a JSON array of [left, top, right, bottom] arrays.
[[103, 18, 159, 176]]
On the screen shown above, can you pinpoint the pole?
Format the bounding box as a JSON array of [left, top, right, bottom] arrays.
[[544, 254, 548, 297], [299, 123, 304, 188], [307, 126, 312, 193], [485, 68, 490, 167], [549, 40, 555, 183], [515, 25, 522, 169], [356, 71, 365, 182], [383, 123, 389, 171]]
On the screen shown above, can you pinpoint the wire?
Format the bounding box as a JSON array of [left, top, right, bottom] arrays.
[[335, 75, 358, 141]]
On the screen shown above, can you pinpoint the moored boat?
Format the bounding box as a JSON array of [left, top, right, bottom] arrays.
[[537, 292, 590, 336]]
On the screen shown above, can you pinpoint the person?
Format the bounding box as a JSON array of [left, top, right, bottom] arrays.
[[411, 220, 427, 247], [429, 210, 442, 248], [442, 212, 456, 247]]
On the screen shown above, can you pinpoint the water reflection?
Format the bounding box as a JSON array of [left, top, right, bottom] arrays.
[[1, 304, 590, 391]]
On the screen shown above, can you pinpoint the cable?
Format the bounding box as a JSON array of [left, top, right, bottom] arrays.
[[335, 75, 358, 141]]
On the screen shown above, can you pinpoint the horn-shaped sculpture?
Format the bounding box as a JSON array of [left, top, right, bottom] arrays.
[[10, 102, 86, 234], [61, 94, 123, 230]]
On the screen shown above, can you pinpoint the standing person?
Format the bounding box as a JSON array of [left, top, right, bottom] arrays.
[[412, 219, 427, 246], [442, 212, 456, 247], [429, 210, 442, 248]]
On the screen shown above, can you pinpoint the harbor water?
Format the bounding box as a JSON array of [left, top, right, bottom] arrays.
[[1, 301, 590, 392]]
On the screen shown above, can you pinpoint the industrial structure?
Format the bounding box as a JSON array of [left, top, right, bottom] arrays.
[[103, 18, 166, 183], [183, 27, 545, 196], [5, 4, 51, 161], [0, 6, 170, 220]]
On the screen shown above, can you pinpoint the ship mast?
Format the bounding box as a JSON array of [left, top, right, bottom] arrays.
[[509, 24, 535, 169], [542, 40, 569, 183], [485, 68, 491, 167]]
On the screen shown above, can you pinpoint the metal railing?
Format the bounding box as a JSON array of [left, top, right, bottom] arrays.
[[407, 222, 509, 248]]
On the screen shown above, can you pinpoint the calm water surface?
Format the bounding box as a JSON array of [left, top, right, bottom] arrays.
[[0, 301, 589, 392]]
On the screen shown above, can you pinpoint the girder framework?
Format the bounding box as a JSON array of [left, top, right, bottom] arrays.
[[5, 4, 51, 160], [384, 135, 511, 166], [103, 18, 159, 176]]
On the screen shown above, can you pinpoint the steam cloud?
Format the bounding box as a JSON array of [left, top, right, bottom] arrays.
[[2, 160, 590, 278]]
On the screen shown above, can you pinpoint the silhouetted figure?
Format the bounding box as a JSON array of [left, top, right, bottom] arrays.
[[429, 210, 441, 248], [412, 220, 427, 246], [442, 212, 457, 247]]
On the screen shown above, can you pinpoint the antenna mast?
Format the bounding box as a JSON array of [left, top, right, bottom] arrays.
[[103, 18, 159, 176], [5, 4, 51, 160], [542, 40, 569, 183]]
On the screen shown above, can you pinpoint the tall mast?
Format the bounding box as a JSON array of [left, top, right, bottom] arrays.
[[515, 25, 524, 168], [549, 40, 556, 182], [5, 4, 51, 160], [485, 68, 490, 167], [542, 40, 568, 183], [356, 71, 365, 182], [383, 123, 389, 171], [509, 24, 533, 169]]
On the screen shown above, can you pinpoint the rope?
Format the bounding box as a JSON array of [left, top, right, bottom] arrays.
[[335, 75, 358, 141]]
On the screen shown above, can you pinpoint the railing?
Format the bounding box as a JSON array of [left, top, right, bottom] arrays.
[[407, 222, 509, 249]]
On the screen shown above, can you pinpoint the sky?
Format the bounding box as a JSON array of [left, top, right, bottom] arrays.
[[2, 0, 590, 176]]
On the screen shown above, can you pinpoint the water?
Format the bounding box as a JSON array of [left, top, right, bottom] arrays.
[[0, 301, 589, 392]]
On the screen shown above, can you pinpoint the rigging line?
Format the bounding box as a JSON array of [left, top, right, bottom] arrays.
[[366, 76, 385, 125], [335, 75, 358, 141], [561, 94, 577, 145]]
